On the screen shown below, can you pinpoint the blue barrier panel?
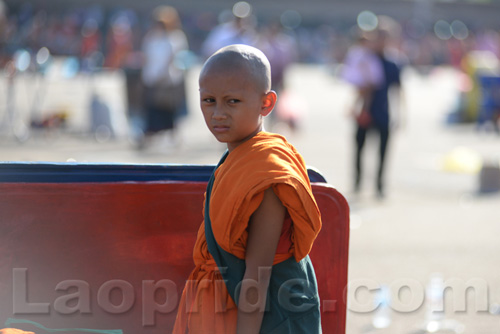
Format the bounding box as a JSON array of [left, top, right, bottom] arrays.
[[0, 162, 327, 183]]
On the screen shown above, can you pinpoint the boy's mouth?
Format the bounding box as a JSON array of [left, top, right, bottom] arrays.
[[213, 125, 230, 133]]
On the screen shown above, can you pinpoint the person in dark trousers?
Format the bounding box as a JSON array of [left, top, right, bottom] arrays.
[[354, 29, 402, 198]]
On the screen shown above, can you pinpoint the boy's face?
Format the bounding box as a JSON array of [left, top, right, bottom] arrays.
[[199, 65, 273, 152]]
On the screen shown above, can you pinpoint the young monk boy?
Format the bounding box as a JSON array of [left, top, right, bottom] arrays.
[[173, 44, 322, 334]]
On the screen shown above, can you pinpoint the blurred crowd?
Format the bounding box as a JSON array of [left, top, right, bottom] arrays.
[[2, 2, 500, 68], [0, 1, 499, 139]]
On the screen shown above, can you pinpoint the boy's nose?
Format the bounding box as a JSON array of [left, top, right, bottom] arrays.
[[212, 107, 227, 120]]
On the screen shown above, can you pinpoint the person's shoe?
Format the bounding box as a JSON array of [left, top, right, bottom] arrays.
[[354, 177, 361, 193], [376, 188, 386, 200]]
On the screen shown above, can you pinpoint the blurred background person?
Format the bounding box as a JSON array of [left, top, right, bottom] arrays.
[[104, 13, 134, 69], [200, 3, 257, 59], [349, 25, 403, 198], [80, 18, 102, 71], [138, 6, 188, 149], [341, 29, 384, 118], [0, 0, 7, 66], [159, 5, 189, 120], [258, 21, 297, 94], [258, 20, 301, 133]]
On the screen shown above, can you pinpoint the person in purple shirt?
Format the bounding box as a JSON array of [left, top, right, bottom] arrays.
[[354, 29, 402, 198]]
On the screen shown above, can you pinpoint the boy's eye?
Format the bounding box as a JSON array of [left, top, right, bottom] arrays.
[[228, 99, 240, 104], [202, 98, 215, 103]]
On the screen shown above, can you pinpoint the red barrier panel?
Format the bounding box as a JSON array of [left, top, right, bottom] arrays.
[[0, 182, 348, 333]]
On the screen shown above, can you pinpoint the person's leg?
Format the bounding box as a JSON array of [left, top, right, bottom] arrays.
[[355, 125, 367, 192], [377, 126, 390, 196]]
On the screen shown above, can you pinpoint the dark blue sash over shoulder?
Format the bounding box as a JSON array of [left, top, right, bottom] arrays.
[[204, 151, 322, 334]]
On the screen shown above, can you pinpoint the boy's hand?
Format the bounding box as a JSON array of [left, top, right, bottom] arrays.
[[0, 329, 35, 334]]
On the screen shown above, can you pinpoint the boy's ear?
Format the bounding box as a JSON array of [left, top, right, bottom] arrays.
[[260, 91, 277, 117]]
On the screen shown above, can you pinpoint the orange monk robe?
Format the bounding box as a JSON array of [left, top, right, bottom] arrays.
[[173, 132, 322, 334]]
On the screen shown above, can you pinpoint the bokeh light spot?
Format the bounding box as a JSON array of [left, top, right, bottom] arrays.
[[357, 11, 378, 32], [434, 20, 452, 40], [36, 47, 50, 66], [451, 20, 469, 40], [232, 1, 252, 19], [280, 10, 302, 30], [14, 50, 31, 72]]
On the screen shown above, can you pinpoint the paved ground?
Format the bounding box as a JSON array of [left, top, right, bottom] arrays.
[[1, 64, 500, 333]]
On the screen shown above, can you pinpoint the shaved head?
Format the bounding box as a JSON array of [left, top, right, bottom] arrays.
[[200, 44, 272, 93]]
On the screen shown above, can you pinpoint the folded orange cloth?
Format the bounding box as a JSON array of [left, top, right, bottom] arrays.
[[173, 132, 322, 334], [0, 330, 35, 334]]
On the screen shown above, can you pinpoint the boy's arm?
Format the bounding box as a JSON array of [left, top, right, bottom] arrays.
[[236, 187, 286, 334]]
